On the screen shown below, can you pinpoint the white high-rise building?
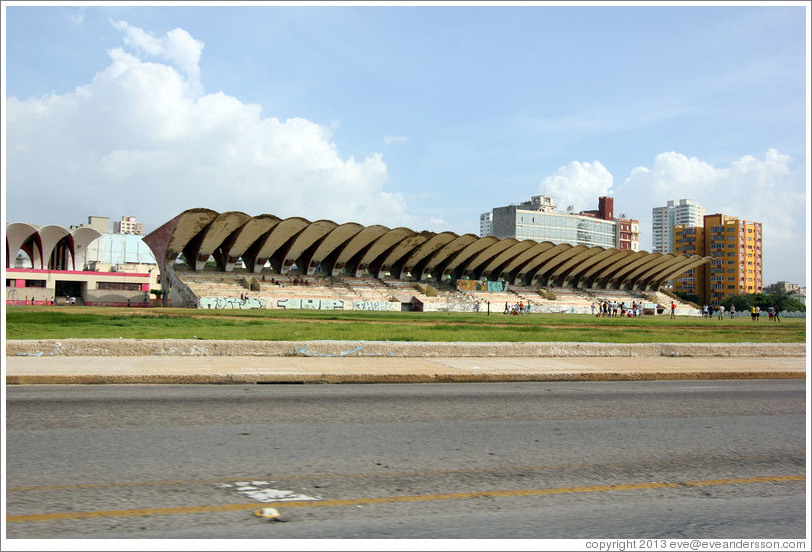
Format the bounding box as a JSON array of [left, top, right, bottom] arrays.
[[479, 212, 493, 237], [652, 199, 705, 253]]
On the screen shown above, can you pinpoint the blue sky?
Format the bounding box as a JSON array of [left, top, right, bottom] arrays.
[[3, 2, 809, 285]]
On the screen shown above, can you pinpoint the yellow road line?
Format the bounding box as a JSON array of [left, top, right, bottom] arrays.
[[7, 474, 804, 523]]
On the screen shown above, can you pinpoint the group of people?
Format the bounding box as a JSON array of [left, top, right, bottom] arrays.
[[503, 301, 531, 315], [697, 304, 781, 322], [591, 300, 642, 318], [700, 304, 733, 319], [750, 305, 781, 322]]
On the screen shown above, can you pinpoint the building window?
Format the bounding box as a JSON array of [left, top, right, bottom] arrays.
[[97, 282, 142, 291]]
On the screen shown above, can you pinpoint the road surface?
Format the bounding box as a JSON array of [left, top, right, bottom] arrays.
[[5, 380, 806, 540]]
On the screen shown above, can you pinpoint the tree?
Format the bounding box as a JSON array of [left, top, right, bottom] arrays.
[[673, 291, 700, 306], [721, 290, 805, 314], [721, 294, 752, 312]]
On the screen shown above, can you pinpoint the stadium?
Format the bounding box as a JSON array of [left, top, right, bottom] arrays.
[[135, 208, 710, 314]]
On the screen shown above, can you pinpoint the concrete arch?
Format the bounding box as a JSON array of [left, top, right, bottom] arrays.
[[188, 211, 253, 271], [632, 255, 694, 291], [331, 225, 390, 276], [606, 252, 663, 289], [620, 253, 677, 289], [421, 234, 480, 281], [515, 243, 572, 285], [463, 239, 518, 280], [38, 225, 74, 270], [441, 236, 499, 281], [251, 217, 311, 274], [143, 208, 220, 275], [400, 231, 458, 280], [6, 223, 41, 269], [356, 227, 413, 277], [560, 247, 618, 287], [481, 240, 537, 281], [576, 249, 633, 288], [280, 219, 339, 273], [70, 227, 103, 270], [307, 222, 364, 275], [588, 250, 649, 289], [219, 214, 281, 272], [531, 245, 590, 287], [499, 242, 556, 284], [377, 231, 434, 279], [644, 255, 711, 291]]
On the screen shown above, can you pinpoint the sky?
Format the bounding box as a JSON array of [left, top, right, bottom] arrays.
[[2, 1, 809, 285]]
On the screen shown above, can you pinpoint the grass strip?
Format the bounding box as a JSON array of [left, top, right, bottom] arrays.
[[5, 306, 805, 343]]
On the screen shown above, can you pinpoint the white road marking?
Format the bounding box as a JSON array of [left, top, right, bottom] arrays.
[[216, 480, 320, 503]]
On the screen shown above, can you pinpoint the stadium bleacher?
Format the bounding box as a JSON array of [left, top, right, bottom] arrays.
[[174, 267, 691, 314]]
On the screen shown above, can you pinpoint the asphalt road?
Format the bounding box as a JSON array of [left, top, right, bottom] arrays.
[[5, 380, 807, 541]]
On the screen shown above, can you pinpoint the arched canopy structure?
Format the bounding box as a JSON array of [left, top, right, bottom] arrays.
[[6, 223, 101, 270], [142, 209, 711, 293]]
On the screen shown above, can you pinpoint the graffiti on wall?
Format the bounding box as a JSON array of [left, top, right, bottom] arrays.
[[424, 301, 479, 313], [350, 300, 398, 311], [456, 280, 504, 292], [277, 298, 344, 310], [199, 297, 270, 309]]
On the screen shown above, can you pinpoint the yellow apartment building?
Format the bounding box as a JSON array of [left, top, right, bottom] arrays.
[[673, 214, 762, 306]]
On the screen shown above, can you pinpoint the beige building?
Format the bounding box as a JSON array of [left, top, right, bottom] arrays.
[[114, 216, 146, 235]]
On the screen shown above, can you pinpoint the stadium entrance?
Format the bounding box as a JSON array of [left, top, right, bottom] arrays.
[[55, 280, 81, 299]]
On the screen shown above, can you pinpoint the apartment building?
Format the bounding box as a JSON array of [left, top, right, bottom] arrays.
[[114, 215, 146, 235], [652, 199, 705, 254], [673, 213, 763, 305]]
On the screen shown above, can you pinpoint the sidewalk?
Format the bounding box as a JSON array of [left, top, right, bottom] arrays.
[[5, 340, 807, 384]]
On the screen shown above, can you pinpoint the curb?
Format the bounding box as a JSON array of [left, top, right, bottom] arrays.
[[5, 339, 806, 358], [6, 371, 807, 386]]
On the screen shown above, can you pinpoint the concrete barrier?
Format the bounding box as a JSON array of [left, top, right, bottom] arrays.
[[5, 339, 806, 358]]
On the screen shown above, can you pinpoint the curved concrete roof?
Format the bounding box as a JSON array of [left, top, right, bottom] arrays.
[[218, 214, 280, 272], [6, 223, 101, 270], [189, 211, 253, 270], [331, 224, 390, 276], [376, 231, 433, 279], [420, 233, 480, 280], [400, 231, 458, 279], [356, 227, 412, 277], [280, 219, 338, 273], [142, 209, 711, 292], [307, 222, 364, 275], [6, 223, 42, 268], [481, 240, 537, 279]]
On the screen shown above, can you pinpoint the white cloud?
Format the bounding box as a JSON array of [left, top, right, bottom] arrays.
[[538, 160, 613, 213], [615, 149, 806, 284], [384, 135, 409, 145], [110, 20, 204, 89], [532, 150, 806, 283], [6, 21, 412, 233]]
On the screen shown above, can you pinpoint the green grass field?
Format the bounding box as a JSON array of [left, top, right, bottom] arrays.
[[5, 306, 806, 343]]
